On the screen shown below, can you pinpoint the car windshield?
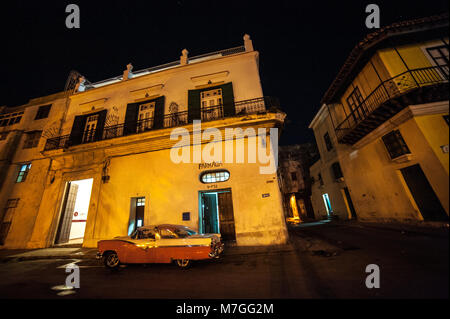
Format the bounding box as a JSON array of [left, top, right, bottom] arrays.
[[131, 228, 156, 239], [171, 227, 197, 238]]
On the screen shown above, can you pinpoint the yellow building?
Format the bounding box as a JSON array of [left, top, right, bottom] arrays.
[[309, 14, 449, 222], [0, 35, 289, 249]]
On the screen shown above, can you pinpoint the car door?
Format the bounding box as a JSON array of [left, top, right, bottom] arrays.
[[123, 228, 157, 263]]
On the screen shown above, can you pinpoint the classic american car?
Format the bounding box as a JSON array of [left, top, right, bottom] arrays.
[[96, 224, 224, 269]]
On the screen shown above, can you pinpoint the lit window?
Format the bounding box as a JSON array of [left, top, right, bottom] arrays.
[[200, 170, 230, 183], [136, 197, 145, 206], [16, 163, 31, 183]]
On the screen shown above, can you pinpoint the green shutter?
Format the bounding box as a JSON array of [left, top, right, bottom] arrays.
[[153, 96, 165, 129], [220, 82, 235, 117], [68, 115, 87, 146], [188, 89, 202, 123], [124, 102, 139, 135]]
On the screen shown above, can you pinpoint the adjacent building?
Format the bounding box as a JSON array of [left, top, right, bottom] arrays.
[[0, 35, 289, 249], [309, 14, 449, 222], [277, 143, 318, 222]]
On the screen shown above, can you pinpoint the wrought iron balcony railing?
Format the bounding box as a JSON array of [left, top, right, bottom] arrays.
[[44, 96, 279, 151], [334, 65, 448, 143]]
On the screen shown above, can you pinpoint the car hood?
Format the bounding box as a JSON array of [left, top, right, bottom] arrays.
[[113, 236, 131, 240]]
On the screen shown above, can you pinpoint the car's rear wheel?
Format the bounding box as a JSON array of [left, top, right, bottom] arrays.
[[175, 259, 191, 269], [104, 251, 120, 269]]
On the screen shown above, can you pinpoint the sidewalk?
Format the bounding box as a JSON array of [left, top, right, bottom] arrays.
[[0, 243, 294, 263]]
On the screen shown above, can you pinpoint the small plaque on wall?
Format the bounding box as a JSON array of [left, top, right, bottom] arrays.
[[262, 193, 270, 198], [182, 212, 190, 221]]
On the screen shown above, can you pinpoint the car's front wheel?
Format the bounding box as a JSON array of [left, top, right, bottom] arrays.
[[175, 259, 191, 269], [103, 251, 120, 269]]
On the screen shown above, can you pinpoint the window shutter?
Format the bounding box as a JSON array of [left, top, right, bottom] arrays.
[[153, 96, 165, 129], [188, 89, 201, 123], [124, 102, 139, 135], [94, 109, 107, 141], [220, 82, 235, 117], [68, 115, 87, 146]]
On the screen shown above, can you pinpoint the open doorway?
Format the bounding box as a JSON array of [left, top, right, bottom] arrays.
[[199, 189, 236, 241], [55, 178, 93, 245], [128, 197, 146, 236], [322, 193, 333, 216]]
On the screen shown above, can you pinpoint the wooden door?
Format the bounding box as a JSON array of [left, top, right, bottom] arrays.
[[217, 191, 236, 241], [400, 164, 448, 221]]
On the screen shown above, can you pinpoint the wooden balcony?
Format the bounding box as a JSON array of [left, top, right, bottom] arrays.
[[334, 66, 449, 145]]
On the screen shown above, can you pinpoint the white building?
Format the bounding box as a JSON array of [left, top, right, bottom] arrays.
[[0, 35, 289, 249]]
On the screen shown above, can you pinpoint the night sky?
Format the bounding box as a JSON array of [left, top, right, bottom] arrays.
[[0, 0, 448, 145]]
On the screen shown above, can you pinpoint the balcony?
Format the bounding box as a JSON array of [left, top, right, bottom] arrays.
[[333, 65, 449, 145], [44, 96, 280, 151]]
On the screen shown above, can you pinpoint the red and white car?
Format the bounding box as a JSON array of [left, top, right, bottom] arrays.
[[96, 224, 224, 269]]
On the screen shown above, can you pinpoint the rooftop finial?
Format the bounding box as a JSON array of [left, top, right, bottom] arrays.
[[180, 49, 189, 65], [123, 63, 133, 80], [243, 34, 253, 52]]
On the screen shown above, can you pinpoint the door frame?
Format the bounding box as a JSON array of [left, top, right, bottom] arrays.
[[52, 176, 95, 246], [198, 187, 234, 236]]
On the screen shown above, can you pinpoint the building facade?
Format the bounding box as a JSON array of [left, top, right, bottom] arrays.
[[277, 144, 318, 222], [309, 14, 449, 222], [0, 35, 289, 249]]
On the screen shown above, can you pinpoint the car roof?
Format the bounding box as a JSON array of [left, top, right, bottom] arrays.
[[137, 224, 192, 231]]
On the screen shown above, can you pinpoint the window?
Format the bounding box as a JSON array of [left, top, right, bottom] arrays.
[[23, 131, 42, 149], [426, 45, 449, 79], [16, 163, 31, 183], [346, 86, 367, 123], [82, 114, 99, 143], [331, 162, 343, 180], [0, 111, 23, 127], [318, 173, 324, 186], [132, 228, 156, 240], [0, 132, 8, 141], [290, 172, 297, 181], [201, 88, 223, 121], [136, 197, 145, 206], [35, 104, 52, 120], [137, 102, 155, 132], [324, 132, 333, 151], [200, 170, 230, 183], [0, 199, 19, 245], [160, 228, 177, 239], [382, 130, 411, 159]]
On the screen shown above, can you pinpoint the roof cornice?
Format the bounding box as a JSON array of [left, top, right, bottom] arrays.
[[321, 12, 449, 105]]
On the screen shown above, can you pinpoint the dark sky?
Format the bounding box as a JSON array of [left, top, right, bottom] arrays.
[[0, 0, 448, 145]]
